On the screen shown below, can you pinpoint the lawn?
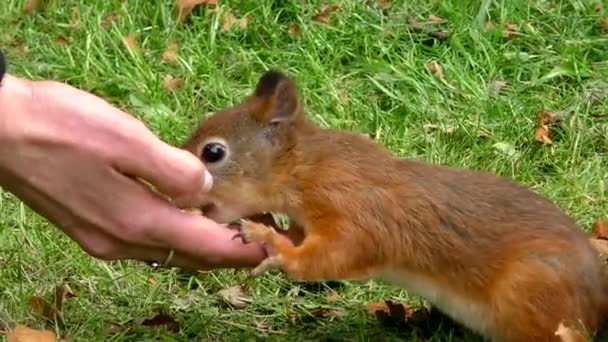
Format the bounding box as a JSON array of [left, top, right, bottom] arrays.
[[1, 0, 608, 341]]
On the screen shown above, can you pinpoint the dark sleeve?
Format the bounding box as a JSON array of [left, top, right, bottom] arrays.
[[0, 50, 6, 85]]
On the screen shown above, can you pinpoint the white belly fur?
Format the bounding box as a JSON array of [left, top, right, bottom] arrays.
[[376, 269, 493, 337]]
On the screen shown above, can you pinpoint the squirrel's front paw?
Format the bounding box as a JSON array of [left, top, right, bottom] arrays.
[[231, 219, 275, 245]]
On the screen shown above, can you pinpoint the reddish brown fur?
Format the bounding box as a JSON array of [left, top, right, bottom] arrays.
[[180, 70, 608, 342]]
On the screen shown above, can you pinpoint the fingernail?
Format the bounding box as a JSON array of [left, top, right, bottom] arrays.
[[202, 169, 213, 192]]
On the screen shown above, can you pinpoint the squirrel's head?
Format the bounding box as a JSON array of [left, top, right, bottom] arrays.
[[180, 70, 306, 224]]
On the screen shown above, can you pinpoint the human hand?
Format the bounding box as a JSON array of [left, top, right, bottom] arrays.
[[0, 74, 269, 270]]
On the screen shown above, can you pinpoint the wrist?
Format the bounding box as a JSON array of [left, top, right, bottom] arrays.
[[0, 74, 35, 140]]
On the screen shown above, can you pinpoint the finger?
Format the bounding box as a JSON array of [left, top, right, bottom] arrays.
[[142, 204, 268, 268], [111, 121, 212, 201]]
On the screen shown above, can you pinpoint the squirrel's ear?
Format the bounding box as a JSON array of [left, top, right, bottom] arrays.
[[252, 70, 300, 124]]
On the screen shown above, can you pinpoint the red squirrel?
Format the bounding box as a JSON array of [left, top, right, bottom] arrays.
[[179, 70, 608, 342]]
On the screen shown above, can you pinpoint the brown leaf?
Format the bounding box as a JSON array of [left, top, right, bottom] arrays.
[[503, 23, 519, 40], [484, 21, 496, 31], [534, 110, 559, 145], [366, 300, 413, 323], [478, 127, 490, 139], [594, 3, 603, 12], [122, 33, 140, 55], [428, 14, 446, 24], [534, 125, 552, 145], [429, 30, 450, 40], [407, 18, 424, 31], [425, 61, 443, 76], [54, 285, 76, 314], [312, 4, 340, 24], [6, 325, 57, 342], [217, 285, 251, 309], [55, 36, 69, 45], [175, 0, 211, 23], [425, 60, 456, 90], [23, 0, 46, 15], [148, 277, 157, 286], [326, 288, 341, 302], [377, 0, 391, 10], [599, 17, 608, 31], [69, 7, 80, 29], [239, 17, 249, 30], [29, 296, 53, 319], [141, 313, 181, 333], [488, 80, 507, 95], [287, 22, 301, 37], [163, 75, 183, 91], [101, 11, 118, 29], [592, 220, 608, 240], [103, 322, 126, 335], [221, 10, 247, 32], [162, 42, 179, 65], [310, 307, 347, 320], [338, 89, 348, 103]]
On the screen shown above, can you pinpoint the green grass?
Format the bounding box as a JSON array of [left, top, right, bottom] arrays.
[[1, 0, 608, 340]]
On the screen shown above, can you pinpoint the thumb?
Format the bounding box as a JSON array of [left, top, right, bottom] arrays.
[[114, 124, 213, 200]]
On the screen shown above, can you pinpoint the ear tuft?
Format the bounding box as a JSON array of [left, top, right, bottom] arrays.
[[254, 70, 288, 98], [252, 69, 300, 124]]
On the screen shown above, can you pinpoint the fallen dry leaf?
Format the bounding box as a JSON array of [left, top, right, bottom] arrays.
[[326, 288, 341, 302], [141, 313, 181, 333], [23, 0, 46, 15], [488, 80, 507, 95], [6, 325, 56, 342], [599, 17, 608, 31], [122, 33, 140, 55], [428, 14, 446, 24], [310, 307, 347, 320], [54, 285, 76, 314], [554, 321, 587, 342], [312, 4, 340, 24], [103, 322, 126, 335], [221, 10, 248, 32], [534, 125, 552, 144], [163, 75, 183, 91], [162, 42, 179, 65], [101, 11, 118, 29], [503, 23, 519, 40], [594, 3, 603, 12], [366, 300, 413, 323], [148, 278, 157, 286], [478, 127, 490, 139], [287, 22, 301, 37], [484, 21, 496, 31], [407, 18, 450, 42], [534, 110, 559, 145], [217, 285, 251, 309], [175, 0, 213, 23], [338, 89, 348, 103], [425, 60, 456, 90], [69, 7, 80, 29], [29, 296, 53, 319], [407, 18, 424, 31], [55, 36, 68, 45], [377, 0, 391, 10], [592, 220, 608, 240]]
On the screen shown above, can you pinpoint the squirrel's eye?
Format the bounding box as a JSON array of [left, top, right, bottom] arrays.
[[201, 142, 227, 163]]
